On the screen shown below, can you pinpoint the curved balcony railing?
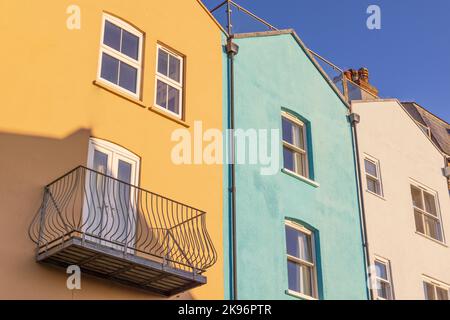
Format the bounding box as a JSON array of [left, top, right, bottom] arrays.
[[29, 166, 217, 274]]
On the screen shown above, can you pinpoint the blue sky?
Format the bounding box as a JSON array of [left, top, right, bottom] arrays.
[[203, 0, 450, 122]]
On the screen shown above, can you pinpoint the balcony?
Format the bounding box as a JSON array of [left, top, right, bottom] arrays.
[[29, 166, 217, 296]]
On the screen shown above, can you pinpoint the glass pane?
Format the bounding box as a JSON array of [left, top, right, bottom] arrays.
[[367, 177, 380, 195], [414, 210, 425, 234], [283, 147, 295, 172], [424, 192, 437, 216], [119, 62, 137, 93], [436, 287, 449, 300], [157, 49, 169, 76], [411, 186, 424, 209], [424, 282, 436, 300], [285, 225, 312, 262], [100, 53, 119, 84], [103, 21, 121, 51], [115, 160, 132, 244], [292, 124, 304, 150], [287, 261, 313, 297], [282, 117, 304, 149], [168, 85, 180, 114], [375, 261, 388, 280], [93, 150, 108, 174], [295, 152, 307, 177], [117, 160, 132, 184], [121, 30, 139, 60], [364, 159, 377, 177], [377, 280, 391, 300], [169, 55, 181, 83], [424, 215, 442, 241], [156, 80, 168, 108]]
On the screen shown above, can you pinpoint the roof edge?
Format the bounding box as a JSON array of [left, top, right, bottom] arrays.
[[232, 29, 351, 110], [402, 101, 449, 126], [353, 99, 449, 158]]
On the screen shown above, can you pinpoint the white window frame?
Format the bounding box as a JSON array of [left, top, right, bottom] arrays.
[[364, 155, 383, 197], [373, 256, 394, 300], [410, 182, 444, 243], [415, 121, 431, 138], [282, 112, 309, 179], [154, 44, 184, 119], [97, 13, 144, 99], [285, 220, 318, 300], [423, 276, 449, 300]]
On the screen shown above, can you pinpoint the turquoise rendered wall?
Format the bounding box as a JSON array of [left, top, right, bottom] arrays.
[[224, 33, 368, 300]]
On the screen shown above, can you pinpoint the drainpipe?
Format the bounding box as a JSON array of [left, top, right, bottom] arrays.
[[349, 110, 374, 300], [226, 36, 239, 300]]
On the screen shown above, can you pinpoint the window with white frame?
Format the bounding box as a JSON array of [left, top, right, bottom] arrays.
[[282, 113, 309, 178], [285, 221, 318, 299], [373, 258, 394, 300], [410, 184, 443, 242], [98, 14, 143, 97], [424, 278, 449, 300], [155, 45, 184, 118], [364, 157, 383, 196]]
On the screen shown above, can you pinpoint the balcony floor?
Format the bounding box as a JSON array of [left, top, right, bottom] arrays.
[[36, 237, 206, 296]]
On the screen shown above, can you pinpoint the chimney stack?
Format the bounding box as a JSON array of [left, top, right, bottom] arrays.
[[344, 67, 379, 100]]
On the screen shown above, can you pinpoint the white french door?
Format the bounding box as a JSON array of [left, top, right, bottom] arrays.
[[83, 138, 140, 252]]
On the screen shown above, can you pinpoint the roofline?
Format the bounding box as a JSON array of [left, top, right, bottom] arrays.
[[232, 29, 351, 110], [402, 101, 449, 126], [196, 0, 229, 36], [352, 99, 449, 158]]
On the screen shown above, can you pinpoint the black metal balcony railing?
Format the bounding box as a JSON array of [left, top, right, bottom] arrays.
[[29, 166, 217, 296]]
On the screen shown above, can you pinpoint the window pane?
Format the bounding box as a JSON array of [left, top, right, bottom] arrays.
[[158, 49, 169, 76], [411, 186, 424, 209], [367, 177, 380, 195], [364, 159, 377, 177], [121, 30, 139, 60], [282, 117, 293, 144], [93, 150, 108, 175], [168, 85, 180, 115], [169, 55, 181, 83], [287, 261, 313, 297], [295, 152, 307, 177], [103, 21, 121, 51], [285, 226, 312, 262], [101, 53, 119, 84], [282, 117, 304, 149], [118, 62, 137, 93], [423, 192, 437, 216], [156, 80, 168, 108], [414, 210, 425, 234], [377, 280, 391, 300], [424, 282, 436, 300], [375, 261, 388, 280], [117, 160, 132, 184], [436, 287, 449, 300], [283, 147, 295, 172], [424, 215, 442, 241]]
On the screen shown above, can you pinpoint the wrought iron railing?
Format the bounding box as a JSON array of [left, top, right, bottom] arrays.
[[29, 166, 217, 274]]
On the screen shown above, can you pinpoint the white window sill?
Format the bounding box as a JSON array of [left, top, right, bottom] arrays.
[[148, 105, 189, 128], [285, 290, 317, 300], [366, 190, 386, 201], [93, 80, 145, 108], [415, 232, 448, 247], [281, 169, 320, 188]]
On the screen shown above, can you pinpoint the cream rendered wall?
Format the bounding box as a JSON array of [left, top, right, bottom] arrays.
[[353, 99, 450, 300]]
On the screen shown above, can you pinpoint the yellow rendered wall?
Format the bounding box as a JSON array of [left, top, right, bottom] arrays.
[[0, 0, 224, 299]]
